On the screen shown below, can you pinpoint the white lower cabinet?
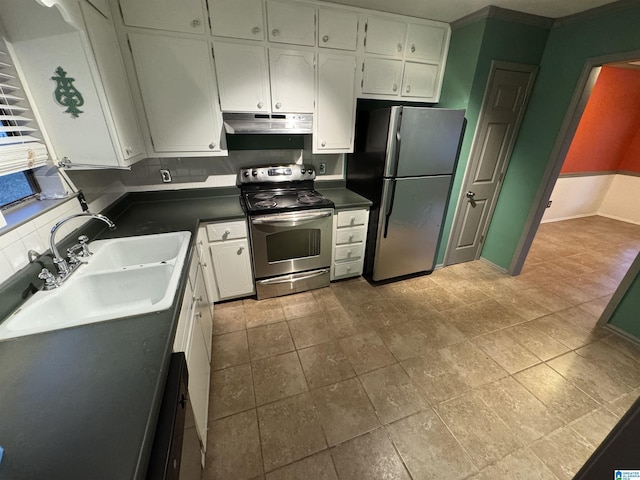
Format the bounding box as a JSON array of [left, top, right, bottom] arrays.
[[331, 208, 369, 280], [204, 219, 255, 301], [173, 249, 213, 459]]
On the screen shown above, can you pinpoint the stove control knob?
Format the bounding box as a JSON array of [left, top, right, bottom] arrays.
[[252, 170, 258, 177], [307, 169, 313, 174], [243, 171, 250, 177], [300, 168, 306, 174]]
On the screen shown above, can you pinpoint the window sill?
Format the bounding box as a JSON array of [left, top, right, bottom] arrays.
[[0, 194, 79, 236]]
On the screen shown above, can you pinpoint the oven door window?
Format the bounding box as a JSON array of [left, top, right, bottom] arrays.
[[266, 228, 321, 263]]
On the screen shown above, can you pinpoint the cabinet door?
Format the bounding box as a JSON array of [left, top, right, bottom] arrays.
[[401, 62, 438, 99], [213, 41, 270, 112], [119, 0, 206, 34], [129, 32, 224, 153], [266, 0, 316, 46], [269, 48, 314, 113], [80, 2, 144, 162], [186, 309, 210, 447], [405, 23, 446, 62], [362, 58, 402, 95], [194, 265, 213, 362], [318, 9, 358, 51], [210, 239, 255, 299], [314, 53, 356, 153], [365, 17, 406, 57], [209, 0, 265, 40]]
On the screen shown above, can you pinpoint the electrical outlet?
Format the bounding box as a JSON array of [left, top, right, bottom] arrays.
[[547, 200, 552, 208], [319, 163, 326, 175], [160, 169, 172, 183]]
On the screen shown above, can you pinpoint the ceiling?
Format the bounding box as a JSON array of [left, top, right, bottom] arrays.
[[324, 0, 620, 23]]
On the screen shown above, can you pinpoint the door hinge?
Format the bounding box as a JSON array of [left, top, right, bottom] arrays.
[[127, 37, 132, 53], [361, 79, 363, 88], [498, 171, 504, 182], [361, 62, 364, 72], [479, 234, 485, 244]]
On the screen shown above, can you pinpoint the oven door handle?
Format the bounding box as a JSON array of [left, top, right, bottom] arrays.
[[257, 268, 330, 285], [251, 210, 332, 226]]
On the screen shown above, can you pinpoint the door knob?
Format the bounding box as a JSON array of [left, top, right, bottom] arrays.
[[272, 29, 279, 37], [252, 26, 261, 34], [257, 101, 264, 109], [411, 44, 416, 53], [191, 19, 200, 27], [396, 43, 402, 52], [275, 102, 282, 109], [466, 191, 476, 198], [322, 35, 329, 43], [466, 191, 477, 207]]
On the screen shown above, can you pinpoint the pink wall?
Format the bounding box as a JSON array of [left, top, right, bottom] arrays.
[[561, 66, 640, 174]]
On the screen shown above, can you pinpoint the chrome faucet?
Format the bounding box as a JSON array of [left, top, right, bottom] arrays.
[[39, 213, 116, 289]]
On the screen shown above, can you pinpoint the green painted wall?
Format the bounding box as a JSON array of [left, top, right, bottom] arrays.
[[482, 3, 640, 268], [608, 262, 640, 337], [436, 17, 550, 264]]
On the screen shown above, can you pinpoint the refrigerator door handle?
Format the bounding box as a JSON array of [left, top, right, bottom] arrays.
[[382, 179, 397, 239]]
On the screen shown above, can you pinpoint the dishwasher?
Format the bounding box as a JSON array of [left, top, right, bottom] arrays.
[[146, 353, 201, 480]]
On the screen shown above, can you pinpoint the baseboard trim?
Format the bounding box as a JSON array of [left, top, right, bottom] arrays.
[[478, 256, 508, 274], [540, 212, 597, 223], [596, 212, 640, 226]]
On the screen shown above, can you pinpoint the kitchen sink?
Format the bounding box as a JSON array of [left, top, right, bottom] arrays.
[[0, 231, 191, 340]]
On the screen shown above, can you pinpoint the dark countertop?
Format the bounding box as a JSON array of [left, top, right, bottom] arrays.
[[0, 184, 367, 480]]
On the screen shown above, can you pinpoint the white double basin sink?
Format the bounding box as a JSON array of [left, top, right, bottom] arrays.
[[0, 231, 191, 340]]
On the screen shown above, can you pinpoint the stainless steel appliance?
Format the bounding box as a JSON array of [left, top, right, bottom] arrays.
[[346, 106, 465, 282], [239, 164, 334, 299]]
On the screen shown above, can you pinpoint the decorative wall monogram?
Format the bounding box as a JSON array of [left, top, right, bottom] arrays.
[[51, 66, 84, 118]]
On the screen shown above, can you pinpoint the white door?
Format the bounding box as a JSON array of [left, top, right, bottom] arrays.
[[129, 32, 224, 153], [210, 239, 255, 299], [405, 23, 446, 62], [269, 48, 315, 113], [364, 16, 406, 57], [315, 52, 357, 152], [208, 0, 265, 40], [213, 41, 270, 112], [447, 63, 537, 265], [401, 62, 438, 99], [80, 2, 144, 162], [266, 0, 316, 46], [318, 9, 358, 51], [362, 58, 402, 95], [186, 308, 210, 447], [194, 266, 213, 361], [119, 0, 206, 34]]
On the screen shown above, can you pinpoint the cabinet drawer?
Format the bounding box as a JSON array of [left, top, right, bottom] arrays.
[[334, 259, 363, 279], [336, 210, 367, 227], [335, 243, 364, 262], [206, 220, 248, 242], [335, 226, 365, 245]]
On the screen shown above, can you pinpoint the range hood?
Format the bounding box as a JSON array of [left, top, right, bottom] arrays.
[[223, 113, 313, 134]]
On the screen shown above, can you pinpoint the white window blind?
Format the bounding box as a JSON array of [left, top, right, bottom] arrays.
[[0, 39, 48, 176]]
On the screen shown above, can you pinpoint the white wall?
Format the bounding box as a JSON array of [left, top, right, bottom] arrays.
[[599, 174, 640, 225], [541, 174, 614, 222], [542, 173, 640, 225]]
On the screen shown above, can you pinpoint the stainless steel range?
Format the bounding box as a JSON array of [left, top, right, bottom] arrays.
[[239, 164, 335, 300]]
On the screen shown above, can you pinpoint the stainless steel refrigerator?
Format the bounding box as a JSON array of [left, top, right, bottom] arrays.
[[346, 106, 465, 281]]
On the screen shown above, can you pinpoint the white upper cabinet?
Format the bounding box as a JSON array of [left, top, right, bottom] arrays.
[[0, 0, 145, 168], [318, 8, 358, 51], [266, 0, 316, 46], [213, 41, 270, 112], [269, 48, 315, 113], [314, 52, 356, 153], [128, 32, 225, 154], [405, 23, 446, 62], [364, 16, 407, 57], [80, 1, 144, 161], [208, 0, 265, 40], [119, 0, 206, 34], [402, 62, 438, 99], [362, 58, 402, 96]]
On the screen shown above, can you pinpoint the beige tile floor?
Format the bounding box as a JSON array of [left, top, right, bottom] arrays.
[[204, 215, 640, 480]]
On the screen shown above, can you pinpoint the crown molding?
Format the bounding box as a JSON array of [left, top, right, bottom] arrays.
[[451, 5, 553, 30]]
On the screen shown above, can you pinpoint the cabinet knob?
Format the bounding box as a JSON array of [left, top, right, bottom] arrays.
[[348, 234, 353, 241], [275, 102, 282, 109], [257, 101, 264, 109], [209, 142, 216, 150], [201, 262, 207, 268], [321, 141, 326, 147], [125, 146, 133, 155], [411, 44, 416, 53], [397, 43, 402, 52], [392, 84, 398, 92], [191, 19, 201, 27], [271, 29, 279, 37], [224, 229, 231, 235], [238, 245, 245, 252], [252, 26, 261, 34], [347, 249, 352, 256], [406, 85, 411, 93], [350, 216, 355, 223], [322, 35, 329, 43], [195, 311, 202, 318], [346, 266, 352, 272]]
